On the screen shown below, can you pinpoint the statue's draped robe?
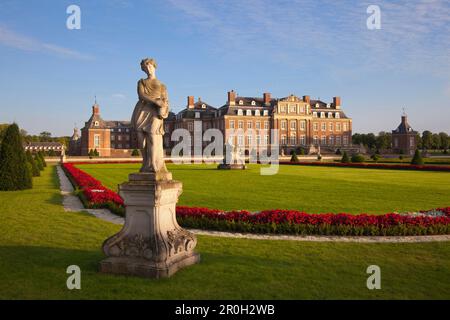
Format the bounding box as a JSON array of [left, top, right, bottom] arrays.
[[131, 78, 169, 174]]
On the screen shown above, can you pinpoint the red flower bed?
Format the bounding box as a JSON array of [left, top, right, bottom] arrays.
[[62, 163, 124, 211], [64, 163, 450, 236], [280, 161, 450, 172]]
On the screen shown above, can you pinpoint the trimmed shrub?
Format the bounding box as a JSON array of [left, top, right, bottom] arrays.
[[290, 151, 299, 163], [371, 154, 380, 162], [37, 151, 47, 167], [341, 151, 350, 163], [35, 154, 44, 171], [335, 148, 342, 155], [351, 154, 365, 163], [26, 151, 40, 177], [0, 124, 32, 190], [131, 149, 140, 156], [317, 154, 322, 161], [411, 149, 424, 165]]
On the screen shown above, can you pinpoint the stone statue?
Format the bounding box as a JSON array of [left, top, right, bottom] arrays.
[[131, 58, 170, 179], [100, 58, 199, 279]]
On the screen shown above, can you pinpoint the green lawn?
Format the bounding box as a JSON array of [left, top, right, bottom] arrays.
[[76, 163, 450, 214], [0, 165, 449, 299]]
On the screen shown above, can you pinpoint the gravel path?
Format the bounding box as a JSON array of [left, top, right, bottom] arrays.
[[56, 165, 450, 243]]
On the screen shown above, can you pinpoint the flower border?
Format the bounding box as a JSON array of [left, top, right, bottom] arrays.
[[62, 162, 450, 236]]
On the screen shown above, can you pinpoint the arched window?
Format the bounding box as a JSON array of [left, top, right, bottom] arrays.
[[251, 101, 256, 106], [239, 100, 244, 105]]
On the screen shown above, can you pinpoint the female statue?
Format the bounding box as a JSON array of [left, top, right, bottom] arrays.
[[131, 58, 170, 178]]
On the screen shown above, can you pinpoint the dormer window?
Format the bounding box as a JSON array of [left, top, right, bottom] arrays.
[[201, 104, 206, 109], [320, 112, 325, 118], [239, 100, 244, 105], [263, 110, 269, 116], [237, 109, 243, 116], [326, 103, 330, 108], [251, 101, 256, 106], [315, 103, 319, 108], [313, 112, 318, 118], [94, 121, 99, 126], [328, 112, 332, 118], [255, 110, 260, 116], [335, 112, 340, 119], [246, 110, 252, 116]]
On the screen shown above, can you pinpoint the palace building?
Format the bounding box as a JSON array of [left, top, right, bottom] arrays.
[[392, 114, 418, 155], [70, 91, 353, 156]]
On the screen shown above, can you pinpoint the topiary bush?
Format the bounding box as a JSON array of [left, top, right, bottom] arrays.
[[131, 149, 140, 157], [290, 151, 299, 163], [341, 151, 350, 163], [37, 151, 47, 167], [351, 154, 365, 163], [26, 151, 40, 177], [335, 148, 342, 155], [411, 149, 424, 165], [0, 124, 32, 190], [35, 154, 44, 171], [371, 154, 380, 162]]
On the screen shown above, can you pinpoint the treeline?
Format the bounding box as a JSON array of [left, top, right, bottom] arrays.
[[0, 124, 70, 147], [352, 131, 450, 152]]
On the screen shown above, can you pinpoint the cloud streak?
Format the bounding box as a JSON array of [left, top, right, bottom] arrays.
[[0, 26, 94, 60]]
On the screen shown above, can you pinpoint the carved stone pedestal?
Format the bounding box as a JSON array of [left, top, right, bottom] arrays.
[[99, 173, 200, 278]]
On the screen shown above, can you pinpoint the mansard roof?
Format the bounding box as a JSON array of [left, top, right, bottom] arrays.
[[393, 115, 417, 134]]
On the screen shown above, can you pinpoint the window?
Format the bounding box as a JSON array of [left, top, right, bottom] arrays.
[[118, 135, 122, 141], [238, 121, 243, 129], [94, 121, 99, 127], [328, 112, 332, 118], [336, 123, 341, 132], [315, 103, 319, 108], [313, 122, 318, 131], [290, 105, 296, 113], [313, 112, 318, 118], [290, 120, 296, 130], [329, 123, 334, 131], [290, 133, 296, 145], [246, 110, 252, 116], [313, 136, 318, 145], [280, 105, 286, 113], [281, 120, 287, 130], [263, 110, 269, 116], [239, 100, 244, 105], [256, 135, 261, 145], [118, 128, 121, 132], [335, 112, 340, 119], [281, 135, 287, 145], [343, 135, 349, 145], [300, 121, 305, 131], [409, 136, 415, 147], [329, 135, 334, 145], [300, 135, 306, 145], [299, 105, 305, 113], [251, 100, 256, 106], [394, 138, 399, 147], [111, 135, 115, 140], [255, 109, 260, 116], [188, 122, 194, 131], [229, 120, 235, 129], [264, 135, 269, 145], [195, 112, 200, 119], [238, 135, 244, 146], [247, 121, 252, 129], [336, 136, 341, 145], [326, 103, 330, 108], [201, 104, 206, 109], [247, 135, 252, 146], [321, 136, 327, 145], [343, 123, 348, 131], [321, 123, 326, 131], [320, 112, 325, 118], [256, 122, 261, 129], [237, 109, 243, 116], [264, 121, 269, 129], [126, 128, 130, 132]]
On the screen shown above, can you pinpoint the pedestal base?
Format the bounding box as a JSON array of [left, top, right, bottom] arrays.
[[99, 172, 200, 279], [100, 252, 200, 279]]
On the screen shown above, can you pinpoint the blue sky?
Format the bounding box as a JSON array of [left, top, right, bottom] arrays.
[[0, 0, 449, 136]]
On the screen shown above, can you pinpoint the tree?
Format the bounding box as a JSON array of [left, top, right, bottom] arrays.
[[290, 151, 299, 163], [37, 151, 47, 167], [351, 154, 365, 163], [35, 154, 44, 171], [375, 131, 391, 151], [438, 132, 449, 151], [431, 133, 441, 150], [422, 131, 432, 150], [39, 131, 52, 142], [341, 151, 350, 163], [25, 151, 40, 177], [411, 149, 424, 165], [0, 123, 32, 190]]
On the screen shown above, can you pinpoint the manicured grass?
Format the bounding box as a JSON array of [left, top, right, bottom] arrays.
[[76, 163, 450, 214], [0, 165, 449, 299]]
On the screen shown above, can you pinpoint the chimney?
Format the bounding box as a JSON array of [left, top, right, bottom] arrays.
[[333, 96, 341, 109], [228, 90, 236, 106], [92, 104, 100, 115], [303, 95, 310, 104], [401, 115, 407, 125], [187, 96, 195, 109], [263, 92, 271, 105]]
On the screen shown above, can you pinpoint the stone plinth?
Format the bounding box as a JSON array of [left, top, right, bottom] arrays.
[[99, 173, 200, 278]]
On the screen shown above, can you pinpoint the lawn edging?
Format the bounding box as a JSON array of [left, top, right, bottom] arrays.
[[62, 162, 450, 237], [280, 161, 450, 171]]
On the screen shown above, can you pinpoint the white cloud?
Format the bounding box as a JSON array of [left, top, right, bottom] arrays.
[[112, 93, 126, 99], [0, 26, 94, 60]]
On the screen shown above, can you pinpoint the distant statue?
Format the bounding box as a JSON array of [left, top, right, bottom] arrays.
[[131, 58, 170, 178]]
